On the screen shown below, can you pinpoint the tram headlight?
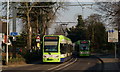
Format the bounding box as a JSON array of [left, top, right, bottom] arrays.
[[43, 55, 49, 58], [80, 52, 83, 54], [86, 52, 89, 54], [61, 54, 64, 57], [55, 55, 59, 58], [43, 55, 46, 58]]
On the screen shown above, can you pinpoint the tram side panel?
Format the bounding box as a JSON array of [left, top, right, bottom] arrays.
[[60, 44, 72, 62]]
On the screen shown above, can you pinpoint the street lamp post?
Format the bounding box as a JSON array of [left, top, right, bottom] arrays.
[[6, 0, 9, 65]]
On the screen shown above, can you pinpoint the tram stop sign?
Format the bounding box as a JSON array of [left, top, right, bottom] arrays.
[[108, 29, 118, 42], [36, 35, 40, 42], [10, 32, 18, 36]]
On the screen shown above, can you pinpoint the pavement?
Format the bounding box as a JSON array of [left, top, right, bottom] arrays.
[[2, 60, 41, 68], [101, 58, 120, 70], [95, 53, 120, 71]]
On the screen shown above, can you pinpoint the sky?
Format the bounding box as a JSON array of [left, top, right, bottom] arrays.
[[49, 2, 100, 34], [56, 2, 96, 21], [0, 2, 101, 34]]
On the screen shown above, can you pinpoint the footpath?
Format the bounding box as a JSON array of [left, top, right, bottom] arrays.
[[1, 60, 41, 70], [97, 54, 120, 71], [101, 58, 120, 70]]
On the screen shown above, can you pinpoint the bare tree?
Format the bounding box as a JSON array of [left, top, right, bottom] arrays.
[[2, 2, 68, 49], [96, 2, 120, 27]]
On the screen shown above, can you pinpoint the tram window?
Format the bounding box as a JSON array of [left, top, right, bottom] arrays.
[[60, 44, 66, 54], [68, 44, 71, 53], [80, 44, 89, 50], [64, 44, 69, 53], [44, 45, 58, 52], [70, 45, 73, 52]]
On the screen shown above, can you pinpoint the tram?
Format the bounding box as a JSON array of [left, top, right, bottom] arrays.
[[75, 40, 90, 56], [42, 35, 73, 62]]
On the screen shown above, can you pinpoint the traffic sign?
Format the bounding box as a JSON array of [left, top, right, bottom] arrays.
[[10, 32, 18, 36], [108, 30, 114, 33], [108, 29, 118, 42], [36, 36, 40, 42]]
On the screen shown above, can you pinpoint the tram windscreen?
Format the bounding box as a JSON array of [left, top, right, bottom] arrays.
[[80, 44, 89, 51], [44, 36, 59, 52]]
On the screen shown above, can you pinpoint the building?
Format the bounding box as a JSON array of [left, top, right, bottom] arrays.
[[0, 21, 7, 53], [0, 21, 7, 34]]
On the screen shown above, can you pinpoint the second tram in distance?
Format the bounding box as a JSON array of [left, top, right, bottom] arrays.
[[75, 40, 90, 57]]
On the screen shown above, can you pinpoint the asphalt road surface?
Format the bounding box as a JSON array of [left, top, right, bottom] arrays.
[[2, 56, 103, 72]]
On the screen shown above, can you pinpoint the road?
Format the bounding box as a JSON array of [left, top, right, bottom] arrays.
[[2, 56, 103, 72]]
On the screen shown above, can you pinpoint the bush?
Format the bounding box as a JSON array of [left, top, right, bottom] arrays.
[[9, 57, 25, 63], [2, 53, 26, 65], [23, 50, 42, 63]]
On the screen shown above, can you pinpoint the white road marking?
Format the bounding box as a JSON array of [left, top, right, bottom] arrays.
[[55, 58, 77, 70], [47, 58, 73, 70]]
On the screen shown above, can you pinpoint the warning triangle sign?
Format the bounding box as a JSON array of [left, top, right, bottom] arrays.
[[36, 36, 40, 39]]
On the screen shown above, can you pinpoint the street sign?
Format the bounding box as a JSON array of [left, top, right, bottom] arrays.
[[108, 29, 114, 33], [108, 29, 118, 42], [36, 35, 40, 42], [37, 43, 40, 47], [10, 32, 18, 36]]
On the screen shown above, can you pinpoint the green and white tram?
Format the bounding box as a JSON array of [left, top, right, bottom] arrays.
[[43, 35, 73, 62], [75, 40, 90, 56]]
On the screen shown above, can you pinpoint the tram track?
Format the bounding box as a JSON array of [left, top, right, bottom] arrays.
[[47, 56, 104, 72], [55, 58, 77, 70], [46, 58, 77, 71], [46, 55, 104, 72]]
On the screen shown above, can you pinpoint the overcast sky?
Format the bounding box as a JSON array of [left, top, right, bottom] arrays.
[[49, 2, 100, 34], [0, 2, 101, 34]]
